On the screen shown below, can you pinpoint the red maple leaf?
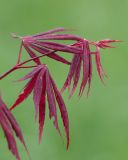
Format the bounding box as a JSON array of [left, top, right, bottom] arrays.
[[0, 96, 28, 160], [10, 65, 69, 149], [61, 39, 120, 97], [13, 28, 83, 66]]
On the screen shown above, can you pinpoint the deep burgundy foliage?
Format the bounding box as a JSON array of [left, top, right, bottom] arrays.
[[61, 39, 119, 97], [10, 65, 69, 149], [14, 28, 83, 65], [61, 40, 91, 97], [0, 27, 120, 159], [0, 96, 27, 160]]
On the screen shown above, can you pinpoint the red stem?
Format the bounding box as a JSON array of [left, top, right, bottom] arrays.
[[0, 66, 17, 80], [17, 42, 23, 64], [0, 53, 51, 80], [19, 54, 46, 66]]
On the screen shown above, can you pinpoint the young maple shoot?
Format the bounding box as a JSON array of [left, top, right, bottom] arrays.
[[0, 28, 120, 160]]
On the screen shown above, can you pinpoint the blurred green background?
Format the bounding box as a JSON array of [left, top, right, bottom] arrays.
[[0, 0, 128, 159]]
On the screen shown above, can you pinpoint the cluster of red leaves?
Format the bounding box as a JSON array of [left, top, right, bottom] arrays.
[[61, 39, 120, 97], [0, 96, 27, 160], [10, 65, 69, 149], [15, 28, 82, 65], [0, 28, 120, 160], [13, 29, 119, 98]]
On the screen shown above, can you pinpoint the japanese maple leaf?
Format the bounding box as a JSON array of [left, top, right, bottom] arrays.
[[10, 65, 69, 149], [13, 28, 82, 65], [0, 96, 27, 160], [61, 40, 92, 97], [61, 39, 120, 97]]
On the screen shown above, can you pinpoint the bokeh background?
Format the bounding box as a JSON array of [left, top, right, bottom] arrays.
[[0, 0, 128, 159]]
